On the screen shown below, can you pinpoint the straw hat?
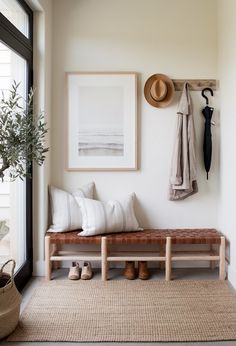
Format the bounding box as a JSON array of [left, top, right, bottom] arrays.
[[144, 74, 175, 108]]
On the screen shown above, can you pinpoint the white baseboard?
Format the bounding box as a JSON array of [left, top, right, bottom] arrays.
[[228, 265, 236, 289], [32, 259, 212, 277], [33, 260, 45, 277]]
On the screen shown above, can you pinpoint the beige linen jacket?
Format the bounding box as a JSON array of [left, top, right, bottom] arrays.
[[169, 83, 198, 200]]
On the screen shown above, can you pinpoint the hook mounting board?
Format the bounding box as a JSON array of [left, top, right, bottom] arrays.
[[173, 79, 218, 91]]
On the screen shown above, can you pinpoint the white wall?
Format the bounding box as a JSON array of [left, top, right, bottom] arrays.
[[27, 0, 236, 282], [218, 0, 236, 287], [51, 0, 219, 229]]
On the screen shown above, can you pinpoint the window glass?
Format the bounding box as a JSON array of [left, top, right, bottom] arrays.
[[0, 0, 29, 38], [0, 41, 27, 271]]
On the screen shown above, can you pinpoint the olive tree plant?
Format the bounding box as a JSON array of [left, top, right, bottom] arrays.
[[0, 81, 49, 181]]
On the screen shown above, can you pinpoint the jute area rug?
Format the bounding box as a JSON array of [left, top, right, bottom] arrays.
[[8, 280, 236, 342]]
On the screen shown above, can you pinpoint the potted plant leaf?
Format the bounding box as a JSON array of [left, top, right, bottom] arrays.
[[0, 81, 49, 181]]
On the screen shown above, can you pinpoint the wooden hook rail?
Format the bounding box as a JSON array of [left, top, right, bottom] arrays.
[[173, 79, 218, 91]]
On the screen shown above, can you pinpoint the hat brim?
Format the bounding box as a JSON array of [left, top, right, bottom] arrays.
[[144, 74, 175, 108]]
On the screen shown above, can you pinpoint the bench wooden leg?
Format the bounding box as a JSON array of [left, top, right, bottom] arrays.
[[165, 237, 171, 281], [219, 236, 226, 280], [101, 236, 108, 281], [45, 235, 51, 280]]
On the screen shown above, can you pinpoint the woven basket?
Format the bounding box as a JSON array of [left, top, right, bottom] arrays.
[[0, 259, 22, 339]]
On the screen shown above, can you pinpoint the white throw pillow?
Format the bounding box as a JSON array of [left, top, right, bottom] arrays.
[[75, 193, 142, 236], [48, 182, 94, 232]]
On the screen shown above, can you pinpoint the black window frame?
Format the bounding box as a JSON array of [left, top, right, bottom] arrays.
[[0, 0, 33, 290]]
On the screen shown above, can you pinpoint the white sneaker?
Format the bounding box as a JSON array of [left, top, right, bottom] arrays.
[[81, 261, 92, 280], [68, 262, 80, 280]]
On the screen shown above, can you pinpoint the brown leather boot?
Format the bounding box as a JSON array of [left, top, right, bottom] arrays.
[[138, 261, 149, 280], [124, 261, 136, 280]]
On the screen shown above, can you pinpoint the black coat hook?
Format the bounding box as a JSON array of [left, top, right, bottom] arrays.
[[201, 88, 214, 105]]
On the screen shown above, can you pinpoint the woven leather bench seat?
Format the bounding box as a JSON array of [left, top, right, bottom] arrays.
[[45, 228, 225, 281], [105, 228, 222, 245], [47, 231, 102, 244], [47, 228, 222, 245]]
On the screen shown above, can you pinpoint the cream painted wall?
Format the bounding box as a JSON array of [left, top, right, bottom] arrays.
[[51, 0, 219, 231], [218, 0, 236, 287]]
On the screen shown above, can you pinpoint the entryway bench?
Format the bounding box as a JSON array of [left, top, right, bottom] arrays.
[[45, 228, 225, 281]]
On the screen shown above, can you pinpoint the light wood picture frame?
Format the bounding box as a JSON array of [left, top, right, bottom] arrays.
[[66, 72, 137, 171]]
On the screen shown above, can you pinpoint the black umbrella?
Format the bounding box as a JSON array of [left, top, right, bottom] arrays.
[[201, 88, 214, 180]]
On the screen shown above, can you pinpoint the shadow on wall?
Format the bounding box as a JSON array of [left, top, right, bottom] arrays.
[[133, 195, 150, 228]]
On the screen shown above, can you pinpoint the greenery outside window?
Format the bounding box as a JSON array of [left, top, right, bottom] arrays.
[[0, 0, 33, 290]]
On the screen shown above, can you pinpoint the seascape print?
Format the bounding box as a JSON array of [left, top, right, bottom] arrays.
[[78, 127, 124, 156], [77, 84, 124, 157]]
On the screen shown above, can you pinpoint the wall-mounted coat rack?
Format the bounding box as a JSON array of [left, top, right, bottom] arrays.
[[173, 79, 218, 91]]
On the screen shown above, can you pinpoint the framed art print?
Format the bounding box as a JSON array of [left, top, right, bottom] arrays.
[[66, 72, 137, 170]]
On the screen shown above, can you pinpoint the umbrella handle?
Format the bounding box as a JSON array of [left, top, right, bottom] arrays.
[[202, 88, 213, 105]]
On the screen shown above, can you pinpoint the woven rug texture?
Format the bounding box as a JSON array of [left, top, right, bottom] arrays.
[[7, 280, 236, 342]]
